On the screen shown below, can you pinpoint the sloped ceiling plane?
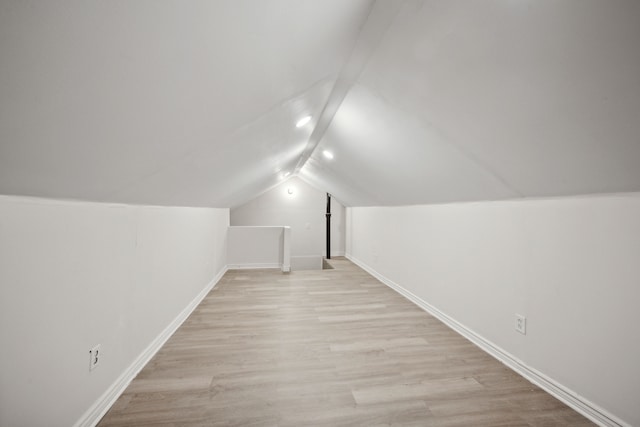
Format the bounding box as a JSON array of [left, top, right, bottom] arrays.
[[1, 0, 639, 208]]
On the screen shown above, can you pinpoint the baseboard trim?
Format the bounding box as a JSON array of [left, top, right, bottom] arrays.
[[345, 253, 627, 427], [227, 263, 281, 270], [73, 265, 229, 427]]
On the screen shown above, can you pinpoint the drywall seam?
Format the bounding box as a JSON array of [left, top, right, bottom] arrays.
[[73, 265, 229, 427], [345, 253, 628, 427]]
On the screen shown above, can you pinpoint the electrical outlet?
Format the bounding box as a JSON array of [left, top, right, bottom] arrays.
[[515, 314, 526, 335], [89, 344, 101, 371]]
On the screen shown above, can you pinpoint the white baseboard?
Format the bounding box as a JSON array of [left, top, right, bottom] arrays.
[[345, 253, 627, 427], [73, 266, 229, 427], [330, 251, 345, 257], [227, 263, 281, 270]]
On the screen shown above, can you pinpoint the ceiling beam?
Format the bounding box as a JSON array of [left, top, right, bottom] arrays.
[[293, 0, 405, 174]]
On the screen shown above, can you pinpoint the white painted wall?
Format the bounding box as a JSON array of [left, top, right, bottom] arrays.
[[346, 193, 640, 427], [330, 195, 346, 257], [227, 226, 290, 271], [0, 195, 229, 427], [230, 177, 345, 270]]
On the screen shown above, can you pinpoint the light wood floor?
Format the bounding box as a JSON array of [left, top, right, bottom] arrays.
[[99, 258, 594, 426]]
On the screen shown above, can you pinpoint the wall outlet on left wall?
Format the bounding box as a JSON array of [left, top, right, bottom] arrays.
[[515, 314, 526, 335], [89, 344, 101, 371]]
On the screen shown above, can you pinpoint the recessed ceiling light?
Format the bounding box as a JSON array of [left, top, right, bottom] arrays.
[[283, 171, 291, 177], [322, 150, 334, 160], [296, 116, 312, 128]]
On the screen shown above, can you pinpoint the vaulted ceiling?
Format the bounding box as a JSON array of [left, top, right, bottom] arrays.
[[2, 0, 640, 208]]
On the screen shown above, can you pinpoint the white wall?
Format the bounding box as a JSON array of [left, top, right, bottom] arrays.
[[227, 226, 290, 271], [330, 194, 346, 257], [0, 195, 229, 427], [346, 193, 640, 427], [230, 177, 345, 269]]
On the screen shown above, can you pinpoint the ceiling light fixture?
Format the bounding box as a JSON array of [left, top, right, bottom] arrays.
[[322, 150, 334, 160], [296, 116, 312, 128]]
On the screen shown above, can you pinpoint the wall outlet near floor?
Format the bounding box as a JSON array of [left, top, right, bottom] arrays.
[[89, 344, 101, 371], [515, 314, 526, 335]]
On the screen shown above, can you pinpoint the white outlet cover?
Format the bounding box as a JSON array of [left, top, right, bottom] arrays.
[[89, 344, 101, 371], [515, 314, 526, 335]]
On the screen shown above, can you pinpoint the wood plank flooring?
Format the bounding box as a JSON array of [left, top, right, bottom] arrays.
[[99, 258, 594, 426]]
